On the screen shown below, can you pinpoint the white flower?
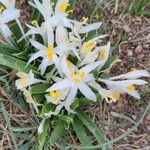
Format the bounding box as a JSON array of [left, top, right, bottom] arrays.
[[15, 71, 44, 90], [0, 8, 20, 38], [44, 0, 73, 29], [28, 40, 62, 75], [80, 35, 108, 58], [45, 88, 69, 105], [78, 42, 111, 67], [46, 58, 102, 111], [29, 0, 53, 21], [55, 26, 81, 59]]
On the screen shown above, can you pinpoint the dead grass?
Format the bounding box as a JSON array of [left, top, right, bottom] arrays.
[[0, 0, 150, 149]]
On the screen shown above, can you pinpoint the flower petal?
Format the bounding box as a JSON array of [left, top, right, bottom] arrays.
[[110, 70, 150, 80], [30, 39, 46, 50], [78, 82, 96, 101]]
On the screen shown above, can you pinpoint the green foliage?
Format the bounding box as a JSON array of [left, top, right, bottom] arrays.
[[124, 0, 150, 16]]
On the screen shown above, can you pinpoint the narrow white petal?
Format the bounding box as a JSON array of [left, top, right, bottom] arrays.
[[47, 26, 54, 44], [78, 22, 102, 34], [62, 57, 71, 77], [46, 79, 72, 91], [65, 86, 78, 110], [27, 51, 44, 64], [126, 90, 140, 99], [0, 24, 12, 37], [30, 40, 46, 50], [110, 70, 150, 80], [81, 61, 102, 74], [39, 58, 51, 75], [78, 82, 96, 101]]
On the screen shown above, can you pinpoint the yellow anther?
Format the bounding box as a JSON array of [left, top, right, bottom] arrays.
[[67, 9, 73, 14], [82, 16, 88, 23], [131, 67, 137, 71], [0, 5, 5, 13], [127, 85, 135, 91], [19, 78, 28, 86], [59, 2, 70, 12], [82, 40, 96, 52], [70, 71, 85, 83], [31, 20, 38, 26], [67, 60, 71, 69], [105, 92, 118, 103], [49, 90, 60, 99], [47, 44, 54, 60], [99, 49, 106, 59], [113, 90, 121, 100]]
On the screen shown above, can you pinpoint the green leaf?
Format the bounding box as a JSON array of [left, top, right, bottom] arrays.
[[84, 30, 98, 42], [73, 116, 93, 147], [31, 84, 50, 94], [0, 53, 39, 74], [38, 119, 49, 150], [49, 119, 66, 146], [19, 142, 31, 150], [77, 109, 110, 150], [0, 43, 19, 55], [101, 56, 119, 72]]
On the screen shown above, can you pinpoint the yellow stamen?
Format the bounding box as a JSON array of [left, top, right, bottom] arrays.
[[0, 5, 5, 13], [67, 9, 73, 14], [82, 16, 88, 23], [59, 2, 70, 12], [99, 49, 106, 59], [19, 78, 28, 86], [70, 71, 85, 83], [82, 40, 96, 52], [47, 44, 54, 60], [31, 20, 38, 26], [127, 85, 135, 91], [67, 60, 71, 69], [131, 67, 137, 71], [113, 90, 121, 100], [105, 92, 118, 102], [49, 90, 60, 99]]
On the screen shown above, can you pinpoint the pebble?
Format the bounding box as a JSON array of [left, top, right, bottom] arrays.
[[143, 44, 149, 49], [127, 50, 133, 56], [134, 45, 143, 54]]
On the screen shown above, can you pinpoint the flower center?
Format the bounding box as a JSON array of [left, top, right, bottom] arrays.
[[82, 16, 89, 23], [113, 90, 121, 100], [70, 71, 85, 83], [49, 90, 60, 99], [0, 5, 5, 13], [59, 2, 70, 12], [82, 40, 96, 52], [67, 60, 71, 69], [47, 44, 54, 60], [99, 49, 106, 59], [105, 92, 118, 102], [31, 20, 38, 26], [127, 85, 135, 91]]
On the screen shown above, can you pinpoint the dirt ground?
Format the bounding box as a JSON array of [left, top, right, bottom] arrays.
[[0, 0, 150, 149]]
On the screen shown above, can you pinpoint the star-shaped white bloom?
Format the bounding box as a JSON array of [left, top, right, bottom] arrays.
[[15, 71, 44, 90], [46, 58, 102, 111], [89, 70, 149, 102], [28, 39, 62, 75]]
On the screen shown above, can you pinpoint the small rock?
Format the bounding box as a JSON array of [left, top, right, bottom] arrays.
[[134, 45, 143, 54], [127, 50, 133, 56], [143, 44, 149, 49]]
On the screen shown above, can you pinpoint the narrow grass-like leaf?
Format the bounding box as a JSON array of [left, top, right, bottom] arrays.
[[38, 119, 49, 150], [19, 141, 31, 150], [77, 109, 110, 150], [0, 53, 39, 74], [49, 119, 65, 146], [0, 101, 19, 150], [73, 116, 93, 147]]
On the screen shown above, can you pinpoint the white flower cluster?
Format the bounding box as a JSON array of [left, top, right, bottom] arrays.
[[2, 0, 149, 115]]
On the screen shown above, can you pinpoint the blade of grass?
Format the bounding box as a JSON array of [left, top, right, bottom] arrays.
[[0, 101, 19, 150], [77, 109, 110, 150], [0, 53, 39, 74], [73, 116, 93, 147], [48, 119, 66, 146]]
